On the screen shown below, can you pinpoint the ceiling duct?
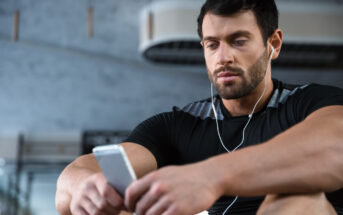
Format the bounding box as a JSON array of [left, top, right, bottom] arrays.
[[139, 0, 343, 69]]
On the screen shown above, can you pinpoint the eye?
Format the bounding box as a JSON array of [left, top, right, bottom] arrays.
[[205, 42, 219, 50], [232, 39, 247, 47]]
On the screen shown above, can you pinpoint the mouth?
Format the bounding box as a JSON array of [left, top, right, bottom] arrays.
[[217, 71, 240, 83]]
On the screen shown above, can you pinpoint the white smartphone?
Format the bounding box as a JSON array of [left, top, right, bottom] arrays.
[[93, 144, 137, 197]]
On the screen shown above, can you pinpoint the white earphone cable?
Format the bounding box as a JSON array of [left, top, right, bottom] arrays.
[[211, 46, 274, 215]]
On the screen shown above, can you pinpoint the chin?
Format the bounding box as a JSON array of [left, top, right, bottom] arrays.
[[220, 93, 244, 100], [218, 84, 251, 100], [218, 90, 242, 100]]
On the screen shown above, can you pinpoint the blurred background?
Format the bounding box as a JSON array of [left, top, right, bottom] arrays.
[[0, 0, 342, 214]]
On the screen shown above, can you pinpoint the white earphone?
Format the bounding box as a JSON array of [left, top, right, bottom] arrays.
[[270, 46, 275, 60], [211, 45, 275, 215]]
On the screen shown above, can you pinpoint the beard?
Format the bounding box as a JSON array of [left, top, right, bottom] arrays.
[[207, 48, 268, 100]]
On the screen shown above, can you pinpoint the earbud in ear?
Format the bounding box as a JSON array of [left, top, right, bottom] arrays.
[[269, 46, 275, 61]]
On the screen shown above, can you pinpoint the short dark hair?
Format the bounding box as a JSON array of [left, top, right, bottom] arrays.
[[197, 0, 279, 45]]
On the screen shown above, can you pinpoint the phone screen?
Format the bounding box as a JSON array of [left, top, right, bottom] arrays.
[[93, 144, 136, 197]]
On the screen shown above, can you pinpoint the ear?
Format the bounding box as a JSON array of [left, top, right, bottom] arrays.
[[268, 29, 283, 60]]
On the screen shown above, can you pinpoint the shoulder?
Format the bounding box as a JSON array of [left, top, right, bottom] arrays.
[[133, 96, 216, 128], [267, 79, 343, 120], [267, 79, 343, 108], [173, 97, 218, 120]]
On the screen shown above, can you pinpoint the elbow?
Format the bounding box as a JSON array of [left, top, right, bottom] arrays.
[[55, 173, 72, 215], [331, 118, 343, 189], [330, 154, 343, 191], [321, 140, 343, 192], [55, 169, 73, 215], [323, 115, 343, 191], [55, 158, 79, 215], [55, 192, 72, 215]]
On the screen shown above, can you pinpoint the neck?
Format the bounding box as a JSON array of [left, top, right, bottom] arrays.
[[221, 78, 274, 117]]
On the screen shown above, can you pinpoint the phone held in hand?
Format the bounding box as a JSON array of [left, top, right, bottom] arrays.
[[93, 144, 137, 197]]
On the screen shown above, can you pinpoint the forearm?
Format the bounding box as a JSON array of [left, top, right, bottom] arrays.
[[208, 106, 343, 197], [55, 142, 157, 214], [55, 154, 101, 214]]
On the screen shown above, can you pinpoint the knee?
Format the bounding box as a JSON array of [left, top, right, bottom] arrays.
[[257, 193, 337, 215]]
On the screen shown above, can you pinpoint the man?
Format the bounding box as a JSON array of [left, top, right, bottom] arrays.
[[55, 0, 343, 214]]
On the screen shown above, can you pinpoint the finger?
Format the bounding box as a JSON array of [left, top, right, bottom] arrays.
[[125, 174, 154, 211], [97, 181, 125, 209], [82, 196, 107, 215], [135, 183, 164, 215], [70, 204, 88, 215], [85, 182, 104, 208], [88, 182, 123, 214], [162, 205, 181, 215], [146, 196, 170, 215]]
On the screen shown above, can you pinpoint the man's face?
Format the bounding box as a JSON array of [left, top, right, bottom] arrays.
[[202, 11, 269, 100]]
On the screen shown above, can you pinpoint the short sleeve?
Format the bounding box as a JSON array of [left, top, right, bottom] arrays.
[[124, 112, 176, 167], [294, 84, 343, 121]]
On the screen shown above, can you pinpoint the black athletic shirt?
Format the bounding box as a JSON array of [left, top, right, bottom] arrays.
[[125, 79, 343, 214]]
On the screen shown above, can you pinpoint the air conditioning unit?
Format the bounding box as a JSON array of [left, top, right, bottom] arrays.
[[139, 0, 343, 68]]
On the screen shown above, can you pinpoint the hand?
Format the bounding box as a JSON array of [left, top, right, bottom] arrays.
[[70, 172, 125, 215], [125, 162, 223, 215]]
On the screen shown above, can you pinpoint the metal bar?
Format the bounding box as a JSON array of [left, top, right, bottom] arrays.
[[6, 174, 13, 214], [88, 7, 93, 37], [13, 10, 20, 41], [148, 11, 153, 40], [25, 172, 34, 207], [14, 133, 24, 214]]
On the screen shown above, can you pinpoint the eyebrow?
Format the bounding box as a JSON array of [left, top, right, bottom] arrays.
[[202, 30, 252, 42]]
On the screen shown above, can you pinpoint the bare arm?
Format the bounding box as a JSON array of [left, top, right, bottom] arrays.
[[55, 142, 157, 215], [211, 105, 343, 196], [125, 105, 343, 215], [55, 153, 100, 215]]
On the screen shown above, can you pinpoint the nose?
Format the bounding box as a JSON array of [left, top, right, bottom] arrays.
[[217, 43, 234, 66]]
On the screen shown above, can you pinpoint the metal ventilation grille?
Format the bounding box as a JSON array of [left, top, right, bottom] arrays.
[[275, 44, 343, 68], [143, 41, 203, 65], [143, 41, 343, 69]]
